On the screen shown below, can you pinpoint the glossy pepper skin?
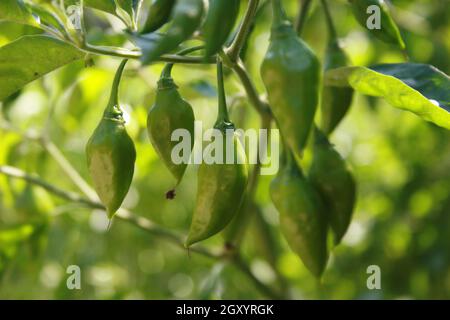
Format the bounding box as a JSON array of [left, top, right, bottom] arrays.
[[143, 0, 205, 63], [186, 61, 248, 247], [86, 60, 136, 219], [320, 0, 354, 135], [261, 0, 320, 162], [349, 0, 405, 49], [141, 0, 176, 34], [147, 62, 195, 186], [202, 0, 240, 57], [309, 128, 356, 245], [270, 152, 328, 278]]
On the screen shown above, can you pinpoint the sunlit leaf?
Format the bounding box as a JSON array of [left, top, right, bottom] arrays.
[[116, 0, 142, 30], [84, 0, 116, 14], [0, 0, 40, 27], [0, 35, 85, 101], [28, 3, 67, 36], [325, 63, 450, 130]]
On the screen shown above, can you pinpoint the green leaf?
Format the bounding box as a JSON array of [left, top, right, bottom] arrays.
[[80, 0, 142, 30], [116, 0, 142, 29], [0, 0, 40, 27], [0, 35, 85, 101], [28, 3, 68, 36], [325, 63, 450, 130], [84, 0, 116, 14], [113, 0, 133, 28]]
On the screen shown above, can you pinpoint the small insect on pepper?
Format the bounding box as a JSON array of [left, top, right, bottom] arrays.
[[141, 0, 176, 34], [202, 0, 241, 57], [86, 59, 136, 219], [309, 127, 356, 245], [261, 0, 321, 163], [147, 47, 198, 196], [186, 60, 248, 247], [348, 0, 405, 50], [142, 0, 205, 63], [270, 150, 328, 278], [320, 0, 354, 135]]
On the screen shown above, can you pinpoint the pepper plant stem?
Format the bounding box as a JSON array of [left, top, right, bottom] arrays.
[[81, 43, 215, 64], [0, 164, 284, 299], [216, 59, 231, 124], [228, 57, 271, 118], [321, 0, 338, 39], [295, 0, 313, 36], [42, 140, 98, 202], [107, 59, 128, 110], [161, 46, 206, 78], [227, 0, 260, 62]]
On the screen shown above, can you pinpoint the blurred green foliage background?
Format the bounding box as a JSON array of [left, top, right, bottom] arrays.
[[0, 0, 449, 299]]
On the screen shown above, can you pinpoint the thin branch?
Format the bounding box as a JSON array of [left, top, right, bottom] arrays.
[[81, 43, 216, 64], [0, 121, 96, 201], [232, 254, 284, 300], [320, 0, 337, 39], [0, 165, 101, 210], [227, 0, 260, 62], [115, 210, 220, 259], [228, 58, 271, 118], [0, 165, 217, 259], [158, 54, 216, 65], [42, 140, 98, 202], [0, 165, 282, 298], [295, 0, 313, 36]]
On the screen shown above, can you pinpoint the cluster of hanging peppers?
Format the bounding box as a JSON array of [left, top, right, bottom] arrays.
[[261, 0, 357, 278], [85, 0, 408, 278]]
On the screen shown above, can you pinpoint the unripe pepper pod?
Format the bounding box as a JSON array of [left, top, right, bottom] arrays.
[[309, 127, 356, 245], [147, 51, 196, 192], [261, 0, 320, 162], [270, 150, 328, 278], [202, 0, 241, 57], [141, 0, 176, 34], [186, 60, 248, 247], [142, 0, 205, 63], [86, 59, 136, 219], [320, 0, 354, 135]]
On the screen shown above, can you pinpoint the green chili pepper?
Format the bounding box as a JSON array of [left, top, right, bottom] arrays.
[[186, 60, 248, 247], [270, 150, 328, 278], [320, 0, 354, 135], [261, 0, 320, 162], [202, 0, 240, 57], [141, 0, 176, 34], [309, 127, 356, 245], [142, 0, 205, 63], [147, 47, 198, 192], [86, 59, 136, 219], [349, 0, 405, 50]]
